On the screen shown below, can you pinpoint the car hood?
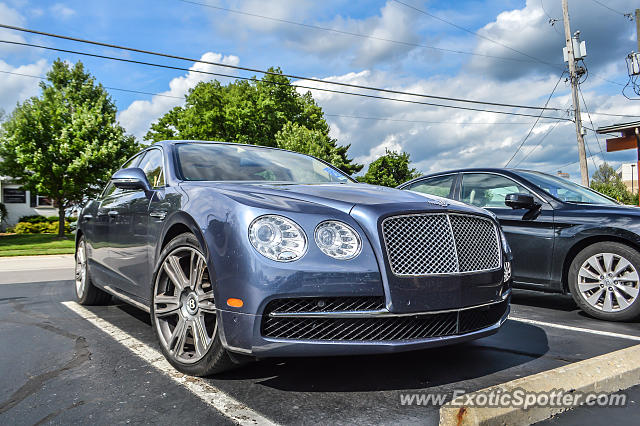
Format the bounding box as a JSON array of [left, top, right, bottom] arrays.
[[180, 181, 489, 217]]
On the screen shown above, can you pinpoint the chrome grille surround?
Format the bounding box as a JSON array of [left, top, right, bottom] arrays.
[[382, 213, 501, 276]]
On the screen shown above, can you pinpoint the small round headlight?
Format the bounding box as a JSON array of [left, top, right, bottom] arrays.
[[314, 221, 362, 260], [249, 215, 307, 262]]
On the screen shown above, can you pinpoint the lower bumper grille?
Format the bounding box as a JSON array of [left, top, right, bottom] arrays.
[[261, 298, 508, 341]]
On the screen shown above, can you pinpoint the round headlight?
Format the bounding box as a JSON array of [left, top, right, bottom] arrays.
[[249, 215, 307, 262], [314, 221, 362, 260]]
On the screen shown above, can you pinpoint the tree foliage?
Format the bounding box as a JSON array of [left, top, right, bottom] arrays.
[[0, 59, 139, 236], [590, 162, 638, 205], [275, 122, 361, 174], [145, 68, 362, 174], [359, 149, 421, 187]]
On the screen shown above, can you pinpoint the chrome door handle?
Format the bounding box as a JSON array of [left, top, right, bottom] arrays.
[[82, 214, 93, 221], [149, 211, 167, 220], [108, 210, 119, 217]]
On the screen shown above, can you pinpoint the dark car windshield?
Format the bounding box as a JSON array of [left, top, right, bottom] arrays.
[[175, 143, 353, 183], [517, 170, 618, 205]]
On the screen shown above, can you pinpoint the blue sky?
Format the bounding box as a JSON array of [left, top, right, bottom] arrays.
[[1, 0, 640, 180]]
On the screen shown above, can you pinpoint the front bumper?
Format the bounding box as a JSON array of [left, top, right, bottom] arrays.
[[217, 293, 511, 358]]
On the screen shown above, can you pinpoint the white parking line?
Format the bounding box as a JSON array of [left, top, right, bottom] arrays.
[[509, 316, 640, 341], [61, 301, 277, 426]]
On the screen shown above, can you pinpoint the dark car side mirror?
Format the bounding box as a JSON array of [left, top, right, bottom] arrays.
[[505, 193, 537, 210], [111, 168, 152, 192]]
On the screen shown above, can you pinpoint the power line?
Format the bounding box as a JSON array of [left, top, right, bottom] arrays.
[[504, 72, 566, 167], [324, 114, 558, 125], [0, 69, 185, 99], [176, 0, 541, 65], [1, 69, 568, 128], [513, 119, 565, 167], [392, 0, 628, 89], [0, 23, 566, 112], [588, 0, 634, 19], [392, 0, 561, 67], [578, 85, 606, 160], [0, 39, 578, 120]]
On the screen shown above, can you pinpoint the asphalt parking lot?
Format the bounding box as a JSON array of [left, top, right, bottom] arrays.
[[1, 257, 639, 425]]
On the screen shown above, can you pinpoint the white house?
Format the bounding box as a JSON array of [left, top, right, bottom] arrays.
[[0, 176, 57, 229], [616, 163, 639, 194]]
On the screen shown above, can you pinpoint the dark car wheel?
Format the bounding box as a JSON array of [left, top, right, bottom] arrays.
[[151, 232, 236, 376], [75, 236, 111, 305], [568, 242, 640, 321]]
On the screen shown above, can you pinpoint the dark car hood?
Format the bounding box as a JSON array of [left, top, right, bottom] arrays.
[[180, 181, 489, 217]]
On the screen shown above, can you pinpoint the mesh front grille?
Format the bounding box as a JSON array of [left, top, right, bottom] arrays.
[[382, 213, 500, 276], [264, 297, 385, 314], [261, 299, 508, 341], [449, 215, 501, 272]]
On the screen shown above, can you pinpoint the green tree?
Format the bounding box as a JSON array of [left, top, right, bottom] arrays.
[[146, 68, 362, 174], [590, 162, 635, 204], [275, 122, 361, 174], [0, 59, 139, 237], [359, 149, 421, 187]]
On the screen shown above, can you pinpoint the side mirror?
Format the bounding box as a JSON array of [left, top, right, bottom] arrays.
[[111, 168, 152, 192], [505, 193, 537, 210]]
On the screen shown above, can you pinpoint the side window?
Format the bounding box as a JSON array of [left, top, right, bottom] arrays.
[[461, 173, 533, 208], [406, 175, 456, 199], [137, 149, 165, 188]]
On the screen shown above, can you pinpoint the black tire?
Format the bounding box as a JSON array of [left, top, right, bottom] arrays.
[[150, 232, 237, 376], [75, 236, 111, 305], [568, 242, 640, 321]]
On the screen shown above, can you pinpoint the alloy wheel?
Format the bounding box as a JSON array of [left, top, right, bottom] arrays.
[[75, 244, 87, 297], [577, 252, 640, 312], [153, 247, 217, 364]]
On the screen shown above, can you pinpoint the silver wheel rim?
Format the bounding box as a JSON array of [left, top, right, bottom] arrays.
[[153, 247, 216, 364], [578, 252, 640, 312], [75, 244, 87, 297]]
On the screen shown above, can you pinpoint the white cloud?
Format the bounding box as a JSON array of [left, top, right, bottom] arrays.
[[118, 52, 240, 140], [0, 2, 27, 53], [469, 0, 635, 80], [50, 3, 76, 19], [210, 0, 422, 67], [294, 68, 640, 178], [0, 59, 48, 113]]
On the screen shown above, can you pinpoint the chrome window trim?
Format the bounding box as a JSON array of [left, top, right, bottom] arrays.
[[381, 212, 503, 277]]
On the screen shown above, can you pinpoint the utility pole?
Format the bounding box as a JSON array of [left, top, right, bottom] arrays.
[[636, 9, 640, 52], [562, 0, 589, 186]]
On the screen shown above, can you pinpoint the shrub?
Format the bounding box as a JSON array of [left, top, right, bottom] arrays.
[[13, 221, 71, 234], [18, 215, 49, 224]]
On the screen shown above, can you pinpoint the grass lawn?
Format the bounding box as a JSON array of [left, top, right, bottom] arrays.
[[0, 233, 75, 256]]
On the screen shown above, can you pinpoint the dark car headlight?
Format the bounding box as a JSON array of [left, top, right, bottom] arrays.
[[314, 220, 362, 260], [249, 215, 307, 262]]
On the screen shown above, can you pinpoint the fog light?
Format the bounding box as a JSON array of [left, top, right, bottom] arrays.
[[227, 298, 244, 308], [503, 261, 512, 282]]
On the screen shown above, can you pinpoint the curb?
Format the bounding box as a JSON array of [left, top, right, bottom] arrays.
[[439, 343, 640, 425]]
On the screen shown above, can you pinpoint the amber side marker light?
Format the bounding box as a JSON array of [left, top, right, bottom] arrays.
[[227, 298, 244, 308]]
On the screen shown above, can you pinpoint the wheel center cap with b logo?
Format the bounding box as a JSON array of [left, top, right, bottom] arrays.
[[185, 293, 199, 315]]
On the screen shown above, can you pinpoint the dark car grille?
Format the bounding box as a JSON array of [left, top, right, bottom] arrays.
[[261, 298, 508, 341], [264, 297, 385, 314], [382, 213, 501, 276]]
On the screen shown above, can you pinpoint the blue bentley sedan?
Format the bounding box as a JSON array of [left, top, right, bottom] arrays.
[[76, 141, 512, 376]]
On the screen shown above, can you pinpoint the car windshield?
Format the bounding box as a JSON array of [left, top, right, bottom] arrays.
[[516, 170, 618, 205], [175, 143, 353, 183]]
